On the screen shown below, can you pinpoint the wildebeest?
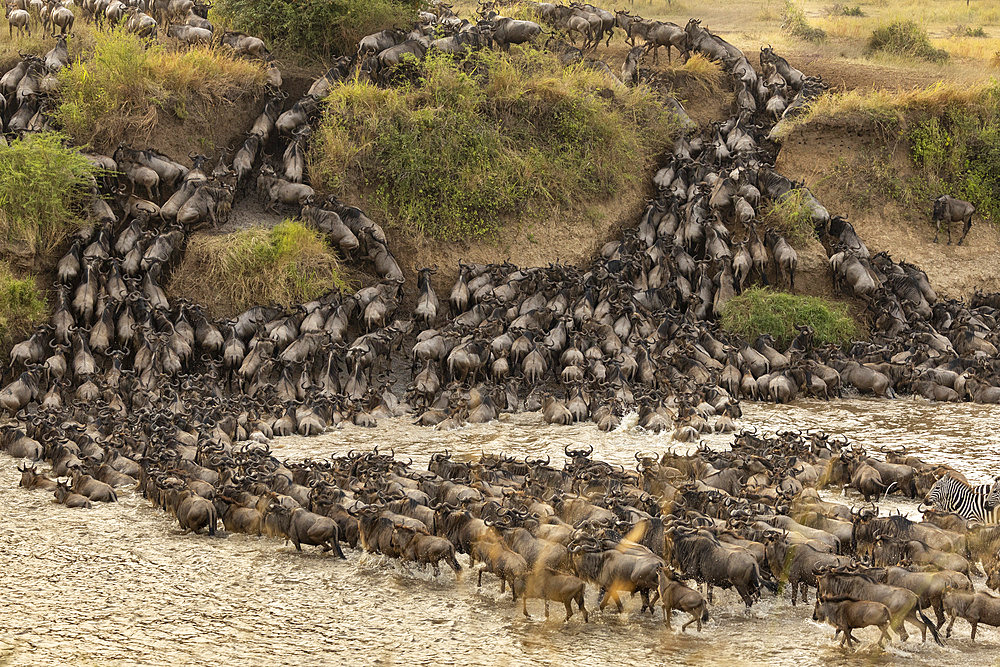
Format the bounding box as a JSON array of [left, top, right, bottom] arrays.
[[816, 566, 942, 644], [943, 589, 1000, 640], [269, 503, 345, 557], [813, 596, 893, 648], [656, 567, 708, 631], [932, 195, 975, 245], [514, 569, 589, 622]]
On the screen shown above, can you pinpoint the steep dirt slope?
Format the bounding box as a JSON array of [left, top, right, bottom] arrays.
[[777, 119, 1000, 299]]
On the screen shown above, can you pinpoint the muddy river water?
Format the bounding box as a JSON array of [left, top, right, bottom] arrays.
[[2, 398, 1000, 666]]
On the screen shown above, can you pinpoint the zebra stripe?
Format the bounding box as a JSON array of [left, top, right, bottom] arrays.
[[924, 474, 1000, 524]]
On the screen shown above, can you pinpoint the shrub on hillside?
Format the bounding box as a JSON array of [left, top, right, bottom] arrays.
[[0, 133, 98, 259], [310, 47, 680, 241], [909, 88, 1000, 223], [782, 1, 827, 42], [168, 220, 349, 316], [214, 0, 418, 57], [55, 28, 264, 149], [721, 288, 861, 347], [866, 21, 948, 63], [0, 263, 46, 346]]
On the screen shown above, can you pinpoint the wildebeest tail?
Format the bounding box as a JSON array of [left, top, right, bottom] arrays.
[[701, 606, 709, 622], [918, 609, 943, 645]]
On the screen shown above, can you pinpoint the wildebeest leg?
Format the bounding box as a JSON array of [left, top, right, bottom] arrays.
[[933, 601, 945, 630], [958, 215, 972, 245], [894, 615, 909, 642], [738, 584, 754, 608], [945, 613, 956, 638], [878, 623, 891, 647], [682, 613, 698, 632], [910, 611, 928, 642], [564, 600, 573, 621], [522, 596, 530, 618], [578, 595, 588, 623], [971, 620, 978, 641], [663, 603, 672, 627], [477, 567, 484, 587], [667, 45, 671, 65], [544, 600, 550, 619]]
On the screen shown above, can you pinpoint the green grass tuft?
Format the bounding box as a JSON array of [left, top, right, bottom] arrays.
[[866, 21, 949, 63], [760, 189, 818, 245], [721, 288, 861, 348], [831, 4, 865, 17], [0, 132, 99, 261], [309, 47, 680, 241], [168, 220, 349, 317]]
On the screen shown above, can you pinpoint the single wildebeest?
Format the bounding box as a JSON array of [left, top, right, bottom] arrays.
[[656, 568, 709, 631], [932, 195, 975, 245], [491, 17, 541, 49], [943, 589, 1000, 640], [392, 525, 462, 576], [813, 596, 893, 648], [18, 463, 57, 491], [269, 503, 346, 557], [54, 480, 93, 508], [513, 569, 589, 622]]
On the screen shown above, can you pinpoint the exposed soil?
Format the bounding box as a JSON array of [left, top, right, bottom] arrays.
[[395, 186, 649, 298], [147, 92, 267, 164], [776, 118, 1000, 300]]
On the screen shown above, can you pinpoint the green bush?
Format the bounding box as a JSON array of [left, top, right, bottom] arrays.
[[909, 89, 1000, 223], [169, 220, 349, 316], [832, 4, 865, 17], [310, 47, 680, 241], [214, 0, 419, 58], [866, 21, 949, 63], [0, 133, 98, 259], [721, 288, 861, 347], [951, 24, 987, 38], [782, 1, 827, 42]]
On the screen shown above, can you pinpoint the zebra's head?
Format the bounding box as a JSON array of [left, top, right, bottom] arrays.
[[987, 477, 1000, 510], [919, 474, 949, 511]]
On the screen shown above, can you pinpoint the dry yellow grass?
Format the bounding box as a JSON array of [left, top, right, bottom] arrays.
[[772, 80, 996, 139]]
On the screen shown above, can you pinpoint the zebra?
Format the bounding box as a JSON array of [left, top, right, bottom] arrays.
[[920, 473, 1000, 524], [988, 477, 1000, 514]]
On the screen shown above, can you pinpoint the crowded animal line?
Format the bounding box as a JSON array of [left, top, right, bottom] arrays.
[[1, 0, 1000, 658]]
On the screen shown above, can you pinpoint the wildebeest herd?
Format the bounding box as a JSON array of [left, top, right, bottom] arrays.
[[2, 0, 1000, 650]]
